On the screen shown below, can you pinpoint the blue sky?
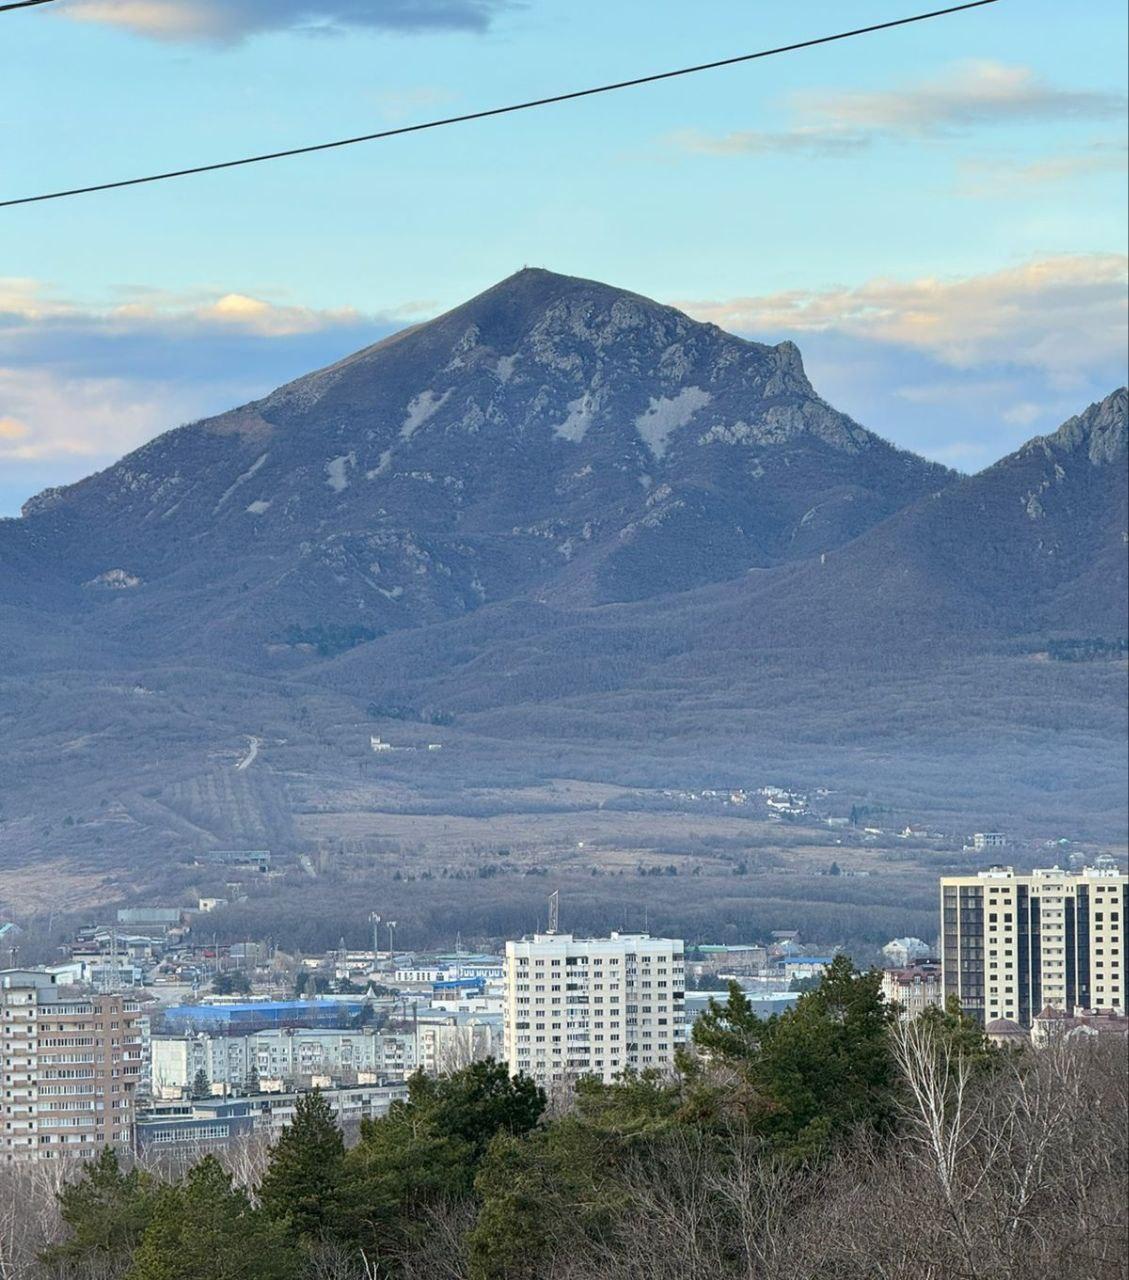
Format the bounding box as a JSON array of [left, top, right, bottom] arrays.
[[2, 0, 1126, 514]]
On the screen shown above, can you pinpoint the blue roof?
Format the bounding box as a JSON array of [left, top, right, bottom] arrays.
[[163, 999, 366, 1023]]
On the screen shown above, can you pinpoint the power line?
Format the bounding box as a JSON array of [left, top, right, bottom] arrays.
[[1, 0, 1000, 208], [0, 0, 57, 11]]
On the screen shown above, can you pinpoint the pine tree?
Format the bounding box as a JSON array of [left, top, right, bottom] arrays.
[[258, 1089, 345, 1242], [40, 1147, 155, 1272], [126, 1155, 297, 1280], [190, 1068, 211, 1099], [691, 980, 763, 1061]]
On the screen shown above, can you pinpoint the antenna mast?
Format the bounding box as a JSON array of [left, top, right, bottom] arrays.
[[547, 890, 559, 935]]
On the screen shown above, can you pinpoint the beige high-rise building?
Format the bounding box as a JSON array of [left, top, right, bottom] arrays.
[[1, 969, 143, 1161], [503, 932, 685, 1084], [940, 866, 1127, 1027]]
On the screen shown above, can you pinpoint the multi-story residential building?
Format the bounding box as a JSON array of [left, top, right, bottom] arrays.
[[151, 1014, 503, 1094], [503, 931, 685, 1085], [940, 866, 1128, 1027], [972, 832, 1008, 852], [136, 1081, 409, 1154], [152, 1026, 384, 1093], [880, 959, 944, 1019], [1, 969, 143, 1161]]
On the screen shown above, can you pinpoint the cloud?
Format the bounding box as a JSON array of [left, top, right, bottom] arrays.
[[111, 292, 362, 337], [955, 141, 1129, 196], [0, 416, 31, 441], [62, 0, 510, 41], [0, 366, 193, 462], [669, 61, 1126, 157], [799, 60, 1125, 136], [0, 281, 406, 480], [669, 126, 868, 158], [677, 254, 1129, 383]]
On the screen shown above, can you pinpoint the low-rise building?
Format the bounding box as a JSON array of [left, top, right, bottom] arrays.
[[136, 1081, 408, 1153], [972, 832, 1008, 851], [1030, 1006, 1129, 1048], [882, 937, 932, 968], [881, 961, 944, 1019]]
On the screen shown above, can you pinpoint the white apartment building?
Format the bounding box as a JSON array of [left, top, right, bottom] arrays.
[[152, 1027, 383, 1093], [1, 969, 143, 1161], [503, 932, 685, 1085], [941, 866, 1127, 1027], [152, 1015, 502, 1094]]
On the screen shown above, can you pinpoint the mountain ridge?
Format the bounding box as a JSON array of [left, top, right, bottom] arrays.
[[2, 267, 956, 655], [0, 272, 1125, 883]]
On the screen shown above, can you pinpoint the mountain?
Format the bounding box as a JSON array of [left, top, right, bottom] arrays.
[[0, 270, 1125, 892], [2, 268, 951, 661]]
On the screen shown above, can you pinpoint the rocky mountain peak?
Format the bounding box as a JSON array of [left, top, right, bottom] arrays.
[[1039, 387, 1128, 466], [4, 268, 959, 640]]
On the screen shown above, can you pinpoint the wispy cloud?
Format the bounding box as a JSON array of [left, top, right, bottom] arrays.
[[955, 140, 1129, 196], [678, 254, 1129, 384], [62, 0, 510, 42], [669, 60, 1126, 158], [669, 126, 868, 158]]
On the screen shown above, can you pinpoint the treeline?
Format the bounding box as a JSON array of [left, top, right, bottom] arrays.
[[7, 959, 1126, 1280]]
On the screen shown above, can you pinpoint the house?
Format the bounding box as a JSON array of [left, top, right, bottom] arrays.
[[972, 832, 1007, 851], [1030, 1006, 1129, 1048], [882, 937, 932, 968]]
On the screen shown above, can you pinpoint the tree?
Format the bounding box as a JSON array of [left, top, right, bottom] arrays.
[[691, 981, 763, 1063], [191, 1068, 212, 1099], [259, 1090, 345, 1243], [336, 1060, 546, 1266], [422, 1058, 545, 1162], [126, 1155, 297, 1280], [751, 955, 896, 1156], [213, 971, 252, 996], [688, 959, 897, 1158], [41, 1146, 155, 1273]]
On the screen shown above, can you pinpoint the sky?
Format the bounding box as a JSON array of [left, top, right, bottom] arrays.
[[2, 0, 1126, 515]]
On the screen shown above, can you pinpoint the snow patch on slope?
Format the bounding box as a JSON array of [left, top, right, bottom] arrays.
[[555, 393, 597, 442], [634, 387, 711, 460], [401, 389, 451, 439], [214, 452, 268, 512], [326, 453, 355, 492], [367, 449, 394, 479]]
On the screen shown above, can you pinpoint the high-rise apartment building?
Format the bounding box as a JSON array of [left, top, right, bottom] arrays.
[[1, 969, 143, 1160], [941, 866, 1127, 1027], [503, 932, 685, 1085]]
